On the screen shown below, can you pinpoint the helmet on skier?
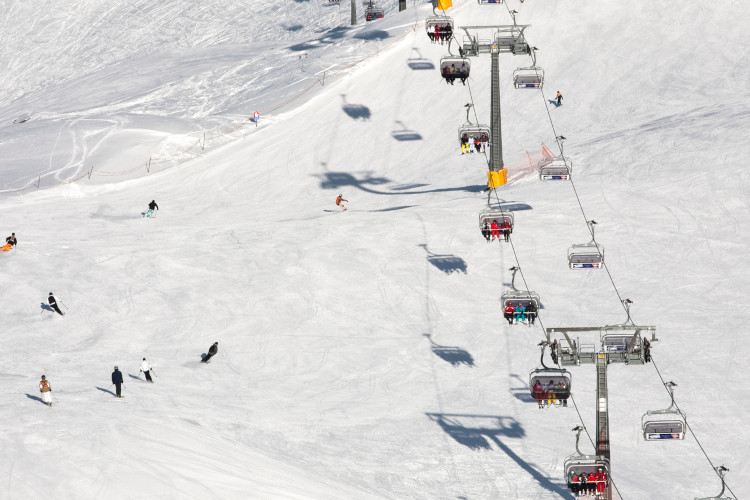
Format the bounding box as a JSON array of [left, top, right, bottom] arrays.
[[41, 375, 46, 379], [114, 366, 119, 370], [49, 292, 53, 296]]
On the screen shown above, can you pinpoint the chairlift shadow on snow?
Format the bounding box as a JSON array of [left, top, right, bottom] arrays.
[[424, 334, 475, 366], [391, 120, 422, 141], [426, 412, 569, 497], [288, 27, 351, 52], [354, 30, 390, 41], [285, 24, 304, 32], [316, 171, 485, 195], [341, 94, 371, 120], [509, 373, 536, 403], [25, 393, 46, 405], [95, 386, 116, 397], [420, 244, 467, 274]]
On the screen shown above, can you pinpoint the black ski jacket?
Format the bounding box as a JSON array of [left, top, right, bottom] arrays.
[[112, 370, 123, 384]]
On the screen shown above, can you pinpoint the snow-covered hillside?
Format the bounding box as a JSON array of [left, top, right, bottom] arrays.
[[1, 0, 749, 499]]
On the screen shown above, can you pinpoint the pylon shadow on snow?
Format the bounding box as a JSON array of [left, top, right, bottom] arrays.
[[419, 244, 467, 274], [424, 334, 475, 367], [353, 30, 390, 41], [315, 171, 484, 196], [426, 412, 570, 497]]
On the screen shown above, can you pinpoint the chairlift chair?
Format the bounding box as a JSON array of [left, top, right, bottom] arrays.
[[426, 15, 454, 40], [642, 382, 686, 441], [568, 220, 604, 269], [365, 7, 384, 21], [538, 156, 571, 180], [529, 368, 571, 403], [477, 0, 504, 4], [440, 57, 470, 84], [513, 66, 544, 89], [694, 466, 734, 500], [564, 455, 610, 495], [479, 208, 513, 233], [500, 266, 540, 313], [602, 333, 644, 364]]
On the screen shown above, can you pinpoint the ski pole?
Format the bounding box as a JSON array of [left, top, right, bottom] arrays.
[[60, 300, 69, 310]]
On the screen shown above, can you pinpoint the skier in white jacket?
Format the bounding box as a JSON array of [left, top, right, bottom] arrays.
[[139, 358, 154, 383]]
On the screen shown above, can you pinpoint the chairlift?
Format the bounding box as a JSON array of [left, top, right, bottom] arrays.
[[500, 266, 540, 312], [642, 382, 686, 441], [513, 66, 544, 89], [538, 156, 571, 180], [564, 427, 610, 496], [695, 466, 734, 500], [479, 207, 513, 234], [477, 0, 504, 4], [458, 103, 490, 151], [568, 220, 604, 269], [529, 343, 571, 406], [365, 6, 384, 21], [426, 15, 454, 42], [439, 57, 470, 85]]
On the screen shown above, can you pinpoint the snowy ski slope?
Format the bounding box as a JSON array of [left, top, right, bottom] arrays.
[[1, 0, 749, 499]]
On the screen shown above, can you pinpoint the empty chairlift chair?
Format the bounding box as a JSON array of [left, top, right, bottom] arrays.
[[513, 66, 545, 89], [568, 220, 604, 269], [538, 155, 571, 180], [642, 381, 687, 441]]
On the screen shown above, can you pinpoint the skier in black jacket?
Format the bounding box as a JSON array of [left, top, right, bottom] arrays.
[[111, 366, 124, 398], [202, 342, 218, 363], [145, 200, 159, 218], [48, 292, 64, 316]]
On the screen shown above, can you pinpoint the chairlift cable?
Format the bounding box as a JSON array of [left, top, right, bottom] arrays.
[[649, 357, 738, 499]]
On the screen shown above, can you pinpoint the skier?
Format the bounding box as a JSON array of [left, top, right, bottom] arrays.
[[335, 194, 348, 212], [555, 91, 563, 107], [434, 24, 440, 44], [556, 380, 569, 406], [201, 342, 219, 363], [48, 292, 64, 316], [500, 218, 511, 242], [2, 232, 17, 251], [532, 380, 546, 408], [526, 300, 537, 325], [481, 220, 491, 242], [459, 62, 468, 85], [39, 375, 52, 407], [473, 137, 481, 154], [427, 24, 435, 42], [460, 133, 470, 155], [111, 366, 124, 398], [490, 219, 500, 241], [503, 302, 515, 326], [586, 471, 596, 496], [145, 200, 159, 218], [480, 133, 489, 153], [140, 358, 154, 383]]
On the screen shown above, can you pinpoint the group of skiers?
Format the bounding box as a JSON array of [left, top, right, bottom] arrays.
[[481, 219, 512, 243], [441, 63, 469, 85], [532, 379, 569, 408], [39, 343, 218, 405], [460, 133, 488, 155], [503, 301, 537, 325], [427, 23, 453, 44], [568, 468, 608, 496]]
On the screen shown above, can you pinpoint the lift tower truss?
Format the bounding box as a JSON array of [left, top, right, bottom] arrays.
[[458, 25, 530, 189], [546, 310, 657, 500]]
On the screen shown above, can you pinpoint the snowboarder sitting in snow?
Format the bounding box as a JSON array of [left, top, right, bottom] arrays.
[[2, 232, 17, 251], [48, 292, 64, 316], [112, 366, 124, 398], [335, 194, 348, 212], [144, 200, 159, 218], [39, 375, 52, 407], [202, 342, 219, 363]]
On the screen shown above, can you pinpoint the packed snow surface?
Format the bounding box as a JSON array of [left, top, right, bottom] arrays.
[[1, 0, 749, 499]]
